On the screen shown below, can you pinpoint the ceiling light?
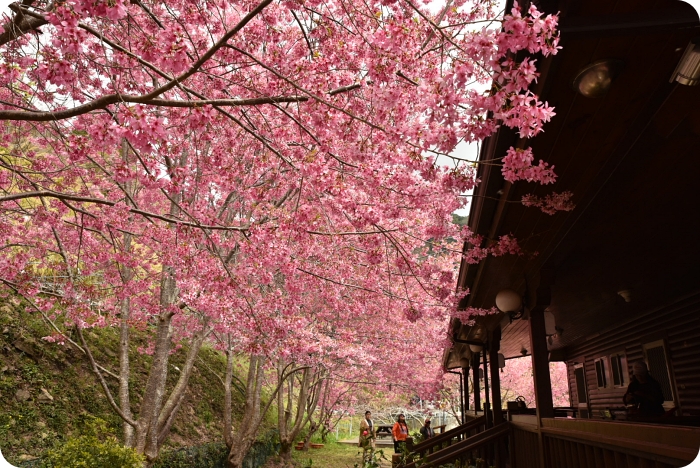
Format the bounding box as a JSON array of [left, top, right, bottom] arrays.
[[495, 289, 522, 313], [572, 59, 624, 98], [670, 39, 700, 86]]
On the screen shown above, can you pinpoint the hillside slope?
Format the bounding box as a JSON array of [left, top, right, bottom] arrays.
[[0, 300, 255, 466]]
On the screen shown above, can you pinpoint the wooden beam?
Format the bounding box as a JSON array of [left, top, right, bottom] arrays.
[[559, 6, 699, 39]]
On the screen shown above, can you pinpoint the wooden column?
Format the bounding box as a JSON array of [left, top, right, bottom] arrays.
[[482, 347, 491, 428], [459, 368, 467, 425], [471, 353, 481, 413], [528, 272, 554, 468], [489, 327, 503, 425], [529, 308, 554, 419]]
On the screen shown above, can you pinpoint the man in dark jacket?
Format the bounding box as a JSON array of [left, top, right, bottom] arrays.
[[419, 418, 435, 441], [623, 361, 665, 417]]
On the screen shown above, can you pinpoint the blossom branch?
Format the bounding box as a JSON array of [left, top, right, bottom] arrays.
[[0, 191, 250, 231]]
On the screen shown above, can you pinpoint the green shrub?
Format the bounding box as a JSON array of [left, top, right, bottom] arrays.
[[39, 435, 145, 468], [39, 416, 144, 468], [151, 443, 228, 468]]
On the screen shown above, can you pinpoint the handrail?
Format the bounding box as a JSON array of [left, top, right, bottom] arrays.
[[404, 423, 511, 468], [411, 416, 486, 456]]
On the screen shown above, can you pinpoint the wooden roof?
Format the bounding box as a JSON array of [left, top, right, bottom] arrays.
[[449, 0, 700, 364]]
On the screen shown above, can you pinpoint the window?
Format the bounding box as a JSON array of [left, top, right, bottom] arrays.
[[610, 353, 627, 387], [594, 357, 608, 388], [643, 340, 676, 406], [574, 364, 588, 404]]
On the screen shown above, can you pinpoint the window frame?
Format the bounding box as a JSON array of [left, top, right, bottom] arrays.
[[609, 352, 628, 388], [642, 340, 677, 410], [594, 356, 609, 389], [573, 363, 588, 407]]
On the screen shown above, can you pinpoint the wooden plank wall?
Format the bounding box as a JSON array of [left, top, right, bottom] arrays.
[[564, 291, 700, 417]]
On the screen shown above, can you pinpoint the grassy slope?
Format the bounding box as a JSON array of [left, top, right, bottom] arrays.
[[0, 299, 266, 466]]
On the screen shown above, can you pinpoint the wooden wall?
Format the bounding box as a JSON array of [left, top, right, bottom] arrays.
[[563, 290, 700, 417]]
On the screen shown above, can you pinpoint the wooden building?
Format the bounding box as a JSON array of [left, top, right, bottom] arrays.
[[429, 0, 700, 466]]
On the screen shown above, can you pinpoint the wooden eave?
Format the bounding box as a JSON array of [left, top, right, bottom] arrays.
[[451, 0, 700, 361]]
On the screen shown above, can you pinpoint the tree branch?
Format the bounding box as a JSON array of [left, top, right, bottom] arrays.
[[0, 190, 250, 231]]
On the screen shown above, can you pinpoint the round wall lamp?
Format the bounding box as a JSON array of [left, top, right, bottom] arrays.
[[469, 343, 484, 353], [572, 59, 624, 98], [495, 289, 522, 313], [459, 357, 470, 368]]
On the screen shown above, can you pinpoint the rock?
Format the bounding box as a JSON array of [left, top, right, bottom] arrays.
[[36, 421, 46, 428], [18, 454, 38, 462], [2, 327, 9, 334], [103, 347, 117, 358], [13, 339, 36, 358], [37, 387, 54, 402], [15, 388, 31, 402]]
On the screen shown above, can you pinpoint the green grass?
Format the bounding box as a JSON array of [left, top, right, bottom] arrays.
[[290, 443, 393, 468], [291, 443, 363, 468]]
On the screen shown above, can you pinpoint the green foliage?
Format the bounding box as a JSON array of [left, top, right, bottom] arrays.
[[151, 430, 280, 468], [452, 213, 469, 226], [353, 448, 387, 468], [39, 436, 145, 468], [39, 418, 144, 468], [151, 442, 228, 468]]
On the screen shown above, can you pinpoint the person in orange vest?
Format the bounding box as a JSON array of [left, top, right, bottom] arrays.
[[391, 413, 409, 453]]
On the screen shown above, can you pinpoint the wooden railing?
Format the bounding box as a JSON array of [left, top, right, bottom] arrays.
[[404, 423, 510, 468], [410, 416, 486, 459], [510, 417, 700, 468]]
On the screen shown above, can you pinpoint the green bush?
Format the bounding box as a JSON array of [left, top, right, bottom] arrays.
[[39, 435, 145, 468], [150, 443, 228, 468], [38, 416, 144, 468]]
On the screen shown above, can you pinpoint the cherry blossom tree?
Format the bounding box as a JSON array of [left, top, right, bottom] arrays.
[[497, 357, 570, 408], [0, 0, 562, 462]]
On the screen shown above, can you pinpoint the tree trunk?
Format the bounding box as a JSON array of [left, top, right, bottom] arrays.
[[227, 355, 266, 468], [134, 267, 176, 460], [276, 363, 325, 465], [119, 296, 134, 446], [278, 440, 295, 466]]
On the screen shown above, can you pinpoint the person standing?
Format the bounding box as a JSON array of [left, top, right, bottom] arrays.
[[358, 410, 376, 452], [623, 361, 665, 418], [392, 413, 409, 453], [419, 418, 435, 441]]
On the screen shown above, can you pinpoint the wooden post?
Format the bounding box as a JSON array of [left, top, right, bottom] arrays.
[[482, 347, 491, 428], [528, 271, 554, 468], [529, 307, 554, 419], [471, 353, 481, 414], [459, 367, 467, 425], [489, 327, 506, 467], [489, 327, 503, 425]]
